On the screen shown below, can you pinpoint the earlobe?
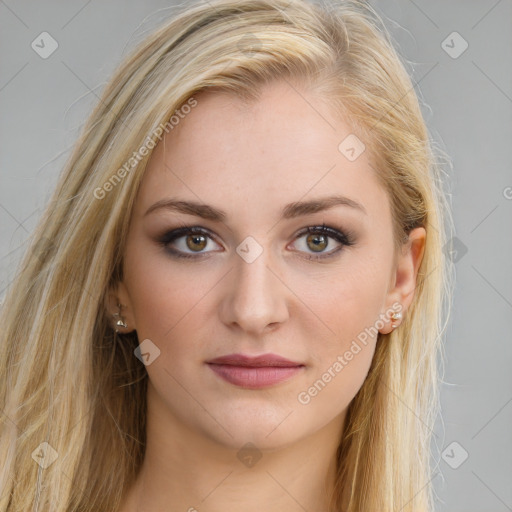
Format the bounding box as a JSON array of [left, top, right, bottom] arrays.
[[379, 227, 426, 334], [106, 282, 136, 333], [112, 302, 129, 332]]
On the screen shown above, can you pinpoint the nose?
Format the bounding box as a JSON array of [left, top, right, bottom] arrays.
[[218, 245, 290, 336]]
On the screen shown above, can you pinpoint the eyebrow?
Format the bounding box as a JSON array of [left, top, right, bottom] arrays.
[[144, 194, 367, 221]]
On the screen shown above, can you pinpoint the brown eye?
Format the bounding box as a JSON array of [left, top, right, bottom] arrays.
[[291, 224, 355, 261], [186, 233, 208, 252], [306, 233, 328, 252], [159, 226, 221, 259]]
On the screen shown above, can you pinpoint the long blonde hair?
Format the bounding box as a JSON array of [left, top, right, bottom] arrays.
[[0, 0, 453, 510]]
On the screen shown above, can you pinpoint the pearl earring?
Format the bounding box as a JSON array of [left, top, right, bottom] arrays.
[[390, 311, 403, 329], [112, 303, 128, 332]]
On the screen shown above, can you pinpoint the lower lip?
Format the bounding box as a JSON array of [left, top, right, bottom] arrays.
[[207, 363, 304, 389]]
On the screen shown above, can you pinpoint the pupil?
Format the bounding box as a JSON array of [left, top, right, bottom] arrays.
[[187, 234, 206, 251], [308, 234, 327, 252], [184, 233, 328, 253]]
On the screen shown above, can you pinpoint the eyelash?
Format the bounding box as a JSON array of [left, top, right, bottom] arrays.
[[157, 223, 355, 261]]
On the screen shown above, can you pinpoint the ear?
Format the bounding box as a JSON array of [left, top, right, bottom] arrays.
[[379, 227, 426, 334], [106, 281, 137, 333]]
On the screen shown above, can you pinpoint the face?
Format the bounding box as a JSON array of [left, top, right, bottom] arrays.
[[111, 80, 424, 451]]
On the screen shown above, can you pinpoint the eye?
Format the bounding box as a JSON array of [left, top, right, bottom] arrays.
[[158, 226, 222, 259], [290, 224, 355, 260], [158, 223, 355, 261]]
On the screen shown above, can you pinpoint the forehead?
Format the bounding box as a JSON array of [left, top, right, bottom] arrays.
[[135, 80, 388, 225]]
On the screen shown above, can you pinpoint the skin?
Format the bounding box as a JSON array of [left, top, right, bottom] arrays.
[[111, 79, 425, 512]]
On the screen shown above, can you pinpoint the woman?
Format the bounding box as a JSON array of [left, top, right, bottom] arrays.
[[0, 0, 453, 510]]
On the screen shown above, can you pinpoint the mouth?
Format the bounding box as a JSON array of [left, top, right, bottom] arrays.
[[206, 353, 305, 389]]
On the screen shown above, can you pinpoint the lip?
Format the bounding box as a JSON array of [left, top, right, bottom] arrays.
[[206, 353, 305, 389], [207, 353, 303, 367]]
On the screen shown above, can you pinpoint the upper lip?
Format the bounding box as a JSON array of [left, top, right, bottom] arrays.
[[206, 353, 303, 367]]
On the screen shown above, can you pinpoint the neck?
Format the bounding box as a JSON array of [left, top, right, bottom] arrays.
[[119, 383, 346, 512]]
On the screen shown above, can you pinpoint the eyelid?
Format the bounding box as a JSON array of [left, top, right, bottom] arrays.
[[293, 224, 354, 246], [157, 223, 355, 260], [288, 225, 355, 260], [158, 226, 223, 254]]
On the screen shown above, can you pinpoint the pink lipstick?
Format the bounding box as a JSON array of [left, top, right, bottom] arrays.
[[206, 353, 304, 389]]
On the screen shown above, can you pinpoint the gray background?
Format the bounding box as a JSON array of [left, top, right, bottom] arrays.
[[1, 1, 511, 510]]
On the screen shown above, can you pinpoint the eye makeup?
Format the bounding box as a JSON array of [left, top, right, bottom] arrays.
[[155, 222, 356, 262]]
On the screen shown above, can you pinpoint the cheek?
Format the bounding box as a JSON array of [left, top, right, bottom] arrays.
[[123, 245, 220, 348], [295, 252, 391, 341], [296, 252, 391, 384]]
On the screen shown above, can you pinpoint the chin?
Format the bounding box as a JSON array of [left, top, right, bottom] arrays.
[[195, 408, 307, 451], [208, 426, 300, 453]]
